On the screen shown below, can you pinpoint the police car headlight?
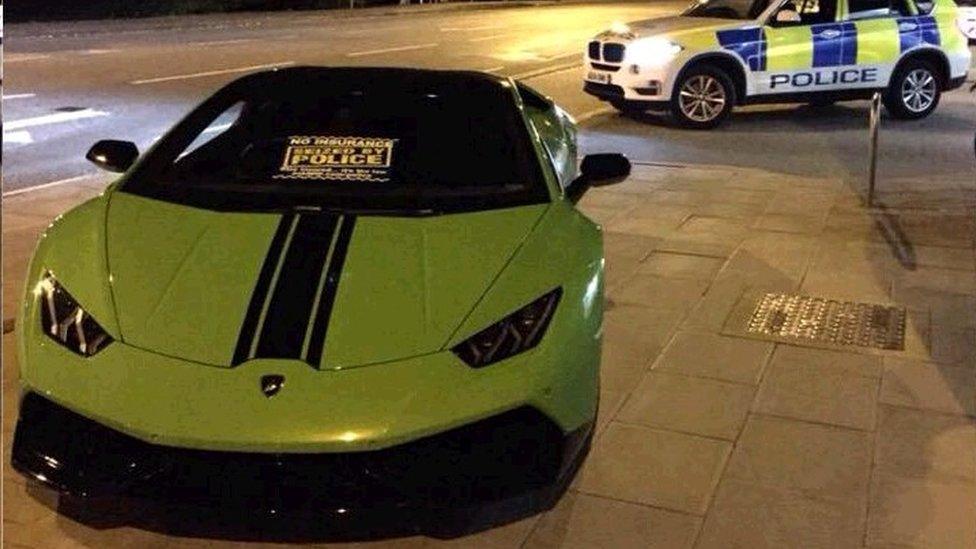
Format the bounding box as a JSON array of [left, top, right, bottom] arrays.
[[627, 38, 683, 65]]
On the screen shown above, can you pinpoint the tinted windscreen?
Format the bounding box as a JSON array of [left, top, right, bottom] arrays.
[[124, 70, 548, 213]]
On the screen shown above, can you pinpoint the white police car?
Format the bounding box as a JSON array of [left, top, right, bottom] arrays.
[[584, 0, 972, 128]]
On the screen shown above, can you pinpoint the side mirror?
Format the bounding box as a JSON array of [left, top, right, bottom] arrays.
[[86, 140, 139, 173], [566, 153, 631, 203], [775, 9, 801, 23]]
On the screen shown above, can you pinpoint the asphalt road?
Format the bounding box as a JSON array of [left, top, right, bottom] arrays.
[[2, 0, 975, 194]]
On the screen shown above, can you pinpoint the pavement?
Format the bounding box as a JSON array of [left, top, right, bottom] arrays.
[[3, 1, 976, 547]]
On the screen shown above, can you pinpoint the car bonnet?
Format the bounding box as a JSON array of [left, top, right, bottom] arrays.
[[105, 192, 547, 369]]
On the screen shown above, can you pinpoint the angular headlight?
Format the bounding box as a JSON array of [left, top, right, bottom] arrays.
[[452, 288, 561, 368], [35, 273, 113, 357]]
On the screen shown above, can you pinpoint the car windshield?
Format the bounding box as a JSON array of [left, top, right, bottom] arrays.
[[683, 0, 771, 19], [122, 68, 548, 214]]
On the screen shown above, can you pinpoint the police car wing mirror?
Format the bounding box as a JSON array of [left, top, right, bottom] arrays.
[[567, 153, 631, 203], [775, 9, 802, 23], [86, 140, 139, 173]]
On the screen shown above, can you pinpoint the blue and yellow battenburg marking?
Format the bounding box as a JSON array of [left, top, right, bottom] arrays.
[[717, 28, 767, 70], [715, 15, 943, 73]]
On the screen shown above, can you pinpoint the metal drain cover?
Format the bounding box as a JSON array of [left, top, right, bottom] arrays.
[[747, 293, 906, 350]]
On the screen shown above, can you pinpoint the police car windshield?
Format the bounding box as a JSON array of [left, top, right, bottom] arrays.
[[684, 0, 770, 19], [122, 69, 548, 214]]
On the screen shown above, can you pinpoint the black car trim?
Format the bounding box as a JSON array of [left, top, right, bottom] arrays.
[[305, 215, 357, 368], [11, 392, 593, 538], [232, 213, 297, 366]]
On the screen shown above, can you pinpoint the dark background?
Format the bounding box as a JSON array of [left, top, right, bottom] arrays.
[[4, 0, 473, 22]]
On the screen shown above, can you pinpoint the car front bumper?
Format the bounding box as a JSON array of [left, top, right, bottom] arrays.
[[12, 392, 592, 537]]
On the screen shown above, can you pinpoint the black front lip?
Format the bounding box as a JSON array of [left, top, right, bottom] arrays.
[[12, 392, 592, 538]]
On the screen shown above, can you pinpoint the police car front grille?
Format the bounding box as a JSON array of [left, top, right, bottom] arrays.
[[590, 62, 620, 72], [588, 41, 601, 60], [602, 43, 625, 63]]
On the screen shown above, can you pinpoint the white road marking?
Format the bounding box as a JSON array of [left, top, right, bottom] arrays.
[[481, 66, 505, 73], [5, 108, 109, 131], [2, 174, 97, 198], [84, 48, 121, 55], [130, 61, 295, 85], [544, 51, 580, 62], [468, 34, 510, 43], [440, 24, 500, 31], [512, 61, 582, 81], [3, 130, 34, 144], [2, 93, 37, 100], [574, 107, 613, 124], [346, 43, 438, 57], [5, 53, 51, 63], [191, 38, 254, 47]]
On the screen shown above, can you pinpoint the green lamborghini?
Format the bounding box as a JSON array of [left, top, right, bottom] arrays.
[[11, 67, 630, 535]]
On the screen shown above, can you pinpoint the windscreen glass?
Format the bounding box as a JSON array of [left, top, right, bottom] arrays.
[[123, 72, 548, 214]]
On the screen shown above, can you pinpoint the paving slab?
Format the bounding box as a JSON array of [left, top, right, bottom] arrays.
[[866, 474, 976, 549], [617, 371, 754, 440], [576, 422, 731, 515], [525, 491, 701, 549], [652, 330, 773, 385], [724, 415, 873, 500], [697, 478, 865, 549], [753, 345, 882, 430]]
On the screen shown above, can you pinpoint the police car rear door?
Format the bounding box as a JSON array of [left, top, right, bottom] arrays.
[[844, 0, 914, 87], [761, 0, 846, 94]]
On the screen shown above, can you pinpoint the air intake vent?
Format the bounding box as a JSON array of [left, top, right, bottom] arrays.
[[602, 43, 625, 63], [588, 41, 601, 60]]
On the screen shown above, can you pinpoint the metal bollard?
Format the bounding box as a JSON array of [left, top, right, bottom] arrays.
[[867, 92, 881, 207]]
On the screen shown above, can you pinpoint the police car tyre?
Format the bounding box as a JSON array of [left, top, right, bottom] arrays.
[[883, 59, 941, 120], [670, 65, 735, 129]]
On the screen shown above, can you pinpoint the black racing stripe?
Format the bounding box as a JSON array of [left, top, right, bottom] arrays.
[[305, 216, 357, 368], [255, 214, 340, 360], [232, 214, 296, 366]]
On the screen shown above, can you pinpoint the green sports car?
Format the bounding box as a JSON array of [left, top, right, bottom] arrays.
[[11, 67, 630, 536]]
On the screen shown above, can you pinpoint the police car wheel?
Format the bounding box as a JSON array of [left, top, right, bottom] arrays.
[[671, 67, 734, 129], [884, 60, 941, 120]]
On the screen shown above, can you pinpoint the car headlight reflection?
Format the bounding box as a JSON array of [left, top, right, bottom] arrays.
[[452, 288, 561, 368], [627, 38, 683, 65], [36, 273, 113, 357]]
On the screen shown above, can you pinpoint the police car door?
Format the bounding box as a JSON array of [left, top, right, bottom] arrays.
[[760, 0, 853, 95], [843, 0, 915, 87]]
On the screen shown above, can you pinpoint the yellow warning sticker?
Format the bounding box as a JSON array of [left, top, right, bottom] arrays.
[[275, 136, 396, 182]]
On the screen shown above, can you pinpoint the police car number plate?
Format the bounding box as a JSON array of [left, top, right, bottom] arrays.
[[586, 71, 611, 84]]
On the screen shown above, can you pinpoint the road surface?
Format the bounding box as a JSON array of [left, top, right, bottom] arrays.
[[3, 0, 974, 195]]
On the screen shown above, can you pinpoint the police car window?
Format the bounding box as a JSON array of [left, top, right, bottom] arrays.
[[847, 0, 907, 19], [124, 75, 549, 213], [685, 0, 768, 20], [777, 0, 837, 24]]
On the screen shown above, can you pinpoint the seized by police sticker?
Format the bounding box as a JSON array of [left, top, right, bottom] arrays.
[[276, 136, 396, 182]]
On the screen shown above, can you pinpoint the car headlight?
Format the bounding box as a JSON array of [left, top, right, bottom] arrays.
[[452, 288, 561, 368], [626, 38, 683, 65], [35, 273, 113, 357]]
